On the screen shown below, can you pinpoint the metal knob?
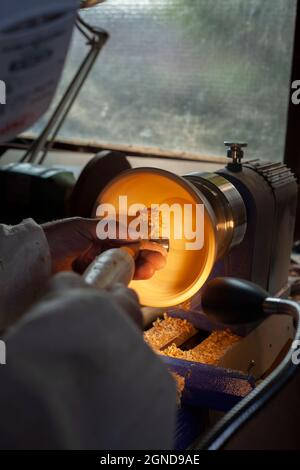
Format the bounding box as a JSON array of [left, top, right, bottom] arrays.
[[224, 142, 248, 172], [201, 277, 269, 324]]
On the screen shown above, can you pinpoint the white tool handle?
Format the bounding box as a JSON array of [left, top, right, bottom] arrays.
[[83, 247, 135, 289]]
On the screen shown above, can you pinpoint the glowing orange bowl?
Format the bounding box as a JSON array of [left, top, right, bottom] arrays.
[[92, 168, 217, 308]]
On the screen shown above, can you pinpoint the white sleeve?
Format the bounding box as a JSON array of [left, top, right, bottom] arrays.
[[0, 287, 176, 449], [0, 219, 51, 330]]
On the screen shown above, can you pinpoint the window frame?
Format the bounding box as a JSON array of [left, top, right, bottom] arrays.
[[284, 0, 300, 239]]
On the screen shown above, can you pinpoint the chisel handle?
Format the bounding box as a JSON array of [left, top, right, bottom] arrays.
[[83, 247, 136, 289]]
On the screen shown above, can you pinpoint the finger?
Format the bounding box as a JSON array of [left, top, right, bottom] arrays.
[[139, 250, 167, 270], [134, 258, 155, 280], [139, 240, 167, 257], [79, 219, 131, 242]]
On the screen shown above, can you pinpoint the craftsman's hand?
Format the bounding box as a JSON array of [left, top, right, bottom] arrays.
[[42, 217, 166, 279]]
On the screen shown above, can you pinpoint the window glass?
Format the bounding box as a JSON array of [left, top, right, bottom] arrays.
[[29, 0, 297, 161]]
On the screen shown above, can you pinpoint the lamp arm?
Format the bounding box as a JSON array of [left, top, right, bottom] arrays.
[[21, 13, 108, 164]]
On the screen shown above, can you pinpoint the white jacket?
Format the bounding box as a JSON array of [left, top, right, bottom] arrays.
[[0, 219, 176, 449], [0, 219, 51, 330]]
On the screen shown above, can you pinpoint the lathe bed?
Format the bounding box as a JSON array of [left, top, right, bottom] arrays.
[[143, 308, 295, 449]]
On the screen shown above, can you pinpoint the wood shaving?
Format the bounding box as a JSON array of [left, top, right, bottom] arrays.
[[144, 313, 197, 350], [163, 329, 241, 365], [171, 372, 185, 405]]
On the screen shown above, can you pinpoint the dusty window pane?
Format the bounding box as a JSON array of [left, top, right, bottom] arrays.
[[30, 0, 297, 161]]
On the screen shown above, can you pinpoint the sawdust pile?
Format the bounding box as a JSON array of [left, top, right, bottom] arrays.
[[144, 313, 197, 350], [144, 314, 240, 365]]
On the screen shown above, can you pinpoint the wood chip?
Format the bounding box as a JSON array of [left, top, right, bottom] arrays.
[[163, 329, 241, 365], [144, 313, 197, 351]]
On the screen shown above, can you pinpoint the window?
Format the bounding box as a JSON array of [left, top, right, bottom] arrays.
[[29, 0, 297, 161]]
